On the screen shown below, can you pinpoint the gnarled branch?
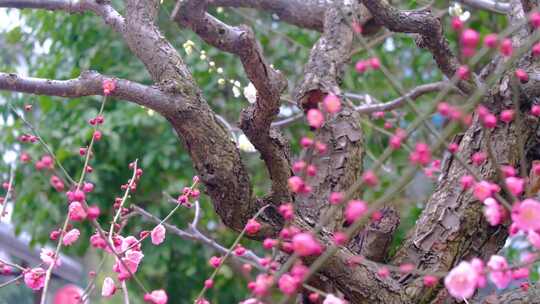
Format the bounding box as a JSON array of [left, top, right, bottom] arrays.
[[173, 0, 292, 204], [362, 0, 473, 93]]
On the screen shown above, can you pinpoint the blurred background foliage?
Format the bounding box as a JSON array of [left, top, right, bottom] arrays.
[[0, 1, 527, 303]]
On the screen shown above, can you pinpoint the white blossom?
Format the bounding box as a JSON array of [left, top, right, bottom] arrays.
[[232, 86, 241, 98], [237, 134, 256, 153], [448, 3, 470, 21], [243, 82, 257, 104], [323, 294, 345, 304]]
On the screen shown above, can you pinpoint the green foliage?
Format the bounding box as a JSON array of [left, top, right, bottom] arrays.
[[0, 1, 516, 302]]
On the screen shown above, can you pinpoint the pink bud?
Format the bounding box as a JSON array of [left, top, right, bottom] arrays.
[[292, 232, 322, 256], [515, 69, 529, 83], [355, 60, 368, 73], [329, 192, 344, 205], [471, 152, 486, 166], [93, 130, 102, 141], [460, 175, 475, 189], [482, 114, 497, 128], [306, 165, 317, 176], [292, 160, 306, 173], [209, 256, 221, 268], [87, 205, 100, 220], [333, 232, 348, 245], [423, 275, 438, 287], [500, 39, 513, 57], [530, 12, 540, 28], [263, 238, 277, 249], [361, 170, 378, 187], [506, 176, 524, 196], [500, 109, 515, 123], [484, 33, 498, 48], [288, 176, 305, 193], [345, 200, 367, 223], [369, 57, 381, 70], [460, 29, 479, 48], [451, 17, 463, 31], [323, 94, 341, 113], [300, 137, 313, 148], [82, 182, 94, 193], [278, 203, 294, 220], [102, 79, 116, 95], [204, 279, 213, 289], [533, 42, 540, 56], [532, 105, 540, 116], [457, 65, 470, 80], [448, 143, 459, 154], [377, 267, 390, 278], [307, 109, 324, 129], [245, 219, 261, 235], [437, 102, 451, 116]]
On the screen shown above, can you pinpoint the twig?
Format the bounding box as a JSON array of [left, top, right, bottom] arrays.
[[131, 204, 264, 270], [7, 103, 76, 185], [1, 165, 15, 220]]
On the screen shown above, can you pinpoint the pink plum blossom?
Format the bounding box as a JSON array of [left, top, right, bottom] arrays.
[[512, 199, 540, 231], [40, 248, 61, 267], [151, 224, 166, 245], [68, 201, 87, 221], [307, 109, 324, 129], [444, 261, 478, 300], [144, 289, 168, 304], [345, 200, 367, 223], [24, 267, 46, 290], [101, 277, 116, 297], [487, 255, 512, 289], [292, 232, 322, 256], [63, 229, 80, 246]]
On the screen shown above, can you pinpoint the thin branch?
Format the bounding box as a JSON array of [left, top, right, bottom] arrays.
[[362, 0, 473, 93], [353, 82, 458, 114], [457, 0, 511, 14], [131, 204, 264, 270], [7, 103, 76, 185], [1, 166, 15, 220]]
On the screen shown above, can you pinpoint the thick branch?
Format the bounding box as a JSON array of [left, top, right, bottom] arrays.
[[173, 0, 292, 204], [0, 71, 174, 113], [392, 73, 540, 304], [352, 81, 458, 114], [294, 1, 364, 232], [121, 0, 282, 236], [0, 0, 125, 33], [362, 0, 472, 93]]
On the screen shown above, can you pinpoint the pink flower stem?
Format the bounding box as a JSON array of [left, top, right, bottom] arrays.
[[119, 179, 199, 255], [41, 95, 108, 304], [7, 102, 76, 185], [195, 204, 270, 302]]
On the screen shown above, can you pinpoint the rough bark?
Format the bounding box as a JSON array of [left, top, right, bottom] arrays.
[[208, 0, 378, 33], [173, 0, 292, 205], [4, 0, 540, 303], [0, 71, 174, 114], [293, 1, 365, 233], [392, 3, 540, 303], [120, 0, 281, 236], [362, 0, 473, 94]]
